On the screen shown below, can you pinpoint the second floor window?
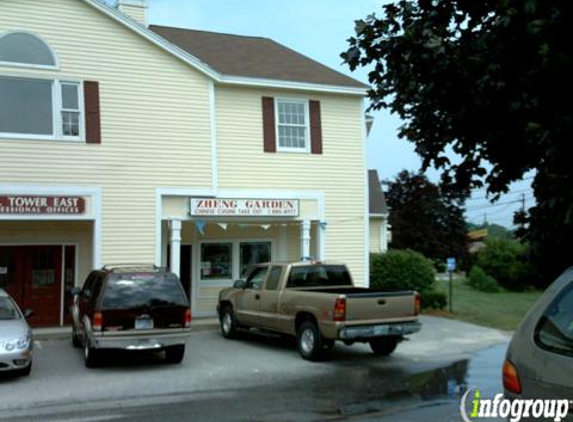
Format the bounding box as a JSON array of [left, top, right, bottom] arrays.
[[276, 99, 309, 152], [0, 76, 83, 141]]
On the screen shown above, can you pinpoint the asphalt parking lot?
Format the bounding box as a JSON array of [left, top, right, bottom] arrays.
[[0, 316, 510, 422]]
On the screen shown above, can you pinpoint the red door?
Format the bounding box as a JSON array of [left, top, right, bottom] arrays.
[[0, 245, 62, 327]]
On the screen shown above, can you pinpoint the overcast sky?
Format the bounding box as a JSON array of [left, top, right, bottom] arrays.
[[111, 0, 535, 227]]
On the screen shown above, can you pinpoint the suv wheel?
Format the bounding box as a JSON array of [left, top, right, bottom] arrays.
[[369, 338, 398, 356], [72, 326, 82, 348], [297, 321, 324, 361], [165, 345, 185, 364], [84, 337, 99, 368], [220, 306, 239, 339]]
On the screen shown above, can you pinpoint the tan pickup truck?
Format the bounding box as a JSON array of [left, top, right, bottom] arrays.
[[217, 261, 422, 360]]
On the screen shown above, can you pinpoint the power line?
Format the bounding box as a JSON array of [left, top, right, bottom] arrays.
[[465, 187, 533, 202], [465, 196, 534, 213]]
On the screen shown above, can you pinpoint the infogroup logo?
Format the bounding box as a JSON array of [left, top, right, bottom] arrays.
[[460, 388, 571, 422]]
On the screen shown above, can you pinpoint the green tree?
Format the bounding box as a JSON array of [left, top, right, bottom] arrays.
[[343, 0, 573, 287], [386, 171, 469, 267]]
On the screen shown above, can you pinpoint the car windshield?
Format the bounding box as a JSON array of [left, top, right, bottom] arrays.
[[0, 297, 20, 320], [100, 273, 188, 310], [287, 265, 352, 288]]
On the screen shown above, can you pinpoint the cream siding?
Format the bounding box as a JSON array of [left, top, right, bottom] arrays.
[[369, 218, 383, 254], [216, 86, 366, 286], [0, 0, 212, 266]]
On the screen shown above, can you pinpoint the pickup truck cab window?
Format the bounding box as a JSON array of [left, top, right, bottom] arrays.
[[246, 266, 268, 290], [265, 266, 283, 291], [287, 265, 352, 288]]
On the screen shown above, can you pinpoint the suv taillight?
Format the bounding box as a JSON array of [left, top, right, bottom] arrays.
[[185, 308, 192, 328], [333, 298, 346, 322], [93, 312, 103, 332], [503, 360, 522, 394], [414, 292, 421, 316]]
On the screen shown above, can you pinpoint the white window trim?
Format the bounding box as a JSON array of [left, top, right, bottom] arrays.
[[0, 30, 59, 70], [0, 75, 85, 143], [274, 97, 311, 154]]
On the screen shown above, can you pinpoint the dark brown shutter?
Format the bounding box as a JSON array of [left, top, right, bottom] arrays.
[[309, 100, 322, 154], [84, 81, 101, 144], [262, 96, 276, 153]]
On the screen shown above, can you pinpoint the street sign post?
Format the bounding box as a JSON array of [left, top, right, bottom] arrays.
[[447, 258, 456, 313]]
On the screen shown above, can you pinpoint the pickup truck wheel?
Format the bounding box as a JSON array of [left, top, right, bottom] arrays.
[[369, 338, 398, 356], [220, 307, 239, 339], [165, 345, 185, 364], [84, 337, 99, 368], [297, 321, 324, 361]]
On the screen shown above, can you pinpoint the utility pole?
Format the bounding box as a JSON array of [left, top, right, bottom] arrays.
[[521, 193, 526, 212]]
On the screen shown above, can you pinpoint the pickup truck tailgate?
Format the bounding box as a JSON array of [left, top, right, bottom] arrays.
[[345, 292, 416, 322]]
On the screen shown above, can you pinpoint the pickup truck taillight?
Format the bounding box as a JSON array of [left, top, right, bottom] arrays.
[[333, 298, 346, 322], [92, 312, 103, 332], [414, 293, 421, 316], [185, 308, 192, 328]]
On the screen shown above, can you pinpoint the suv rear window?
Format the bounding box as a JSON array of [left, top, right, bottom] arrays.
[[100, 273, 188, 310], [535, 283, 573, 358], [287, 265, 352, 288]]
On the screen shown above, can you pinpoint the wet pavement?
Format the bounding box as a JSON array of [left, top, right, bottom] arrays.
[[0, 316, 510, 421]]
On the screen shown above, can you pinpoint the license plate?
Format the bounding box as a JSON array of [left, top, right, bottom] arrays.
[[135, 318, 154, 330]]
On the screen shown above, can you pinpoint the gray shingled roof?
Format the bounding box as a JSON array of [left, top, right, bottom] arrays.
[[369, 170, 389, 215], [149, 25, 368, 89]]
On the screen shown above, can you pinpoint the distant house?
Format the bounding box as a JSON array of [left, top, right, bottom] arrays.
[[369, 170, 390, 253]]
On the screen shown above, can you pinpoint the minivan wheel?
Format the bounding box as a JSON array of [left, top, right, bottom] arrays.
[[165, 345, 185, 364], [84, 338, 99, 368], [220, 307, 239, 339], [297, 321, 324, 361], [369, 338, 398, 356]]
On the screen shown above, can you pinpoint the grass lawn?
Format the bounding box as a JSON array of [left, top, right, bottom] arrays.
[[429, 278, 543, 332]]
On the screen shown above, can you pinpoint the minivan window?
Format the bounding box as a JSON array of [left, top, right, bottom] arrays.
[[535, 283, 573, 358], [0, 297, 20, 320], [287, 265, 352, 288], [100, 273, 188, 310]]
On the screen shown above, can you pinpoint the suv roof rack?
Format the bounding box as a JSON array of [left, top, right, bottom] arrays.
[[101, 264, 167, 273]]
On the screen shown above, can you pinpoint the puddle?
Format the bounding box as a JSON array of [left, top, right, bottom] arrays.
[[338, 343, 508, 417]]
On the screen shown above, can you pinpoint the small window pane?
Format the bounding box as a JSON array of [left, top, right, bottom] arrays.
[[265, 266, 283, 291], [0, 76, 53, 135], [240, 242, 271, 278], [0, 32, 56, 67], [32, 249, 56, 287], [201, 243, 232, 280], [62, 84, 79, 109], [62, 111, 80, 137]]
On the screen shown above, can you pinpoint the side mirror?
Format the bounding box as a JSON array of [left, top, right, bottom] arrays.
[[233, 280, 246, 289], [23, 309, 34, 319], [70, 287, 81, 296]]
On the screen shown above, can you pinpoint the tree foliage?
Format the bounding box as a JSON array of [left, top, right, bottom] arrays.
[[343, 0, 573, 286], [386, 171, 469, 266]]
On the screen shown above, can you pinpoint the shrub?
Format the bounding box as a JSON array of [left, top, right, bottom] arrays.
[[370, 250, 436, 292], [475, 239, 533, 290], [468, 266, 502, 293], [420, 289, 448, 310]]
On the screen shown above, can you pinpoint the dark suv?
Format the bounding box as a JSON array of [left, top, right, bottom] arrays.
[[71, 265, 191, 367]]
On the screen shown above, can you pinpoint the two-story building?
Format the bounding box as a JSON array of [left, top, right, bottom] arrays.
[[0, 0, 369, 326]]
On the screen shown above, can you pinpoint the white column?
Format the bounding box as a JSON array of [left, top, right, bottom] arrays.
[[300, 220, 311, 261], [170, 219, 182, 277], [316, 221, 326, 260]]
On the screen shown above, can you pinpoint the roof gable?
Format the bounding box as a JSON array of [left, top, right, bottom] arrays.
[[369, 170, 389, 215], [80, 0, 366, 94]]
